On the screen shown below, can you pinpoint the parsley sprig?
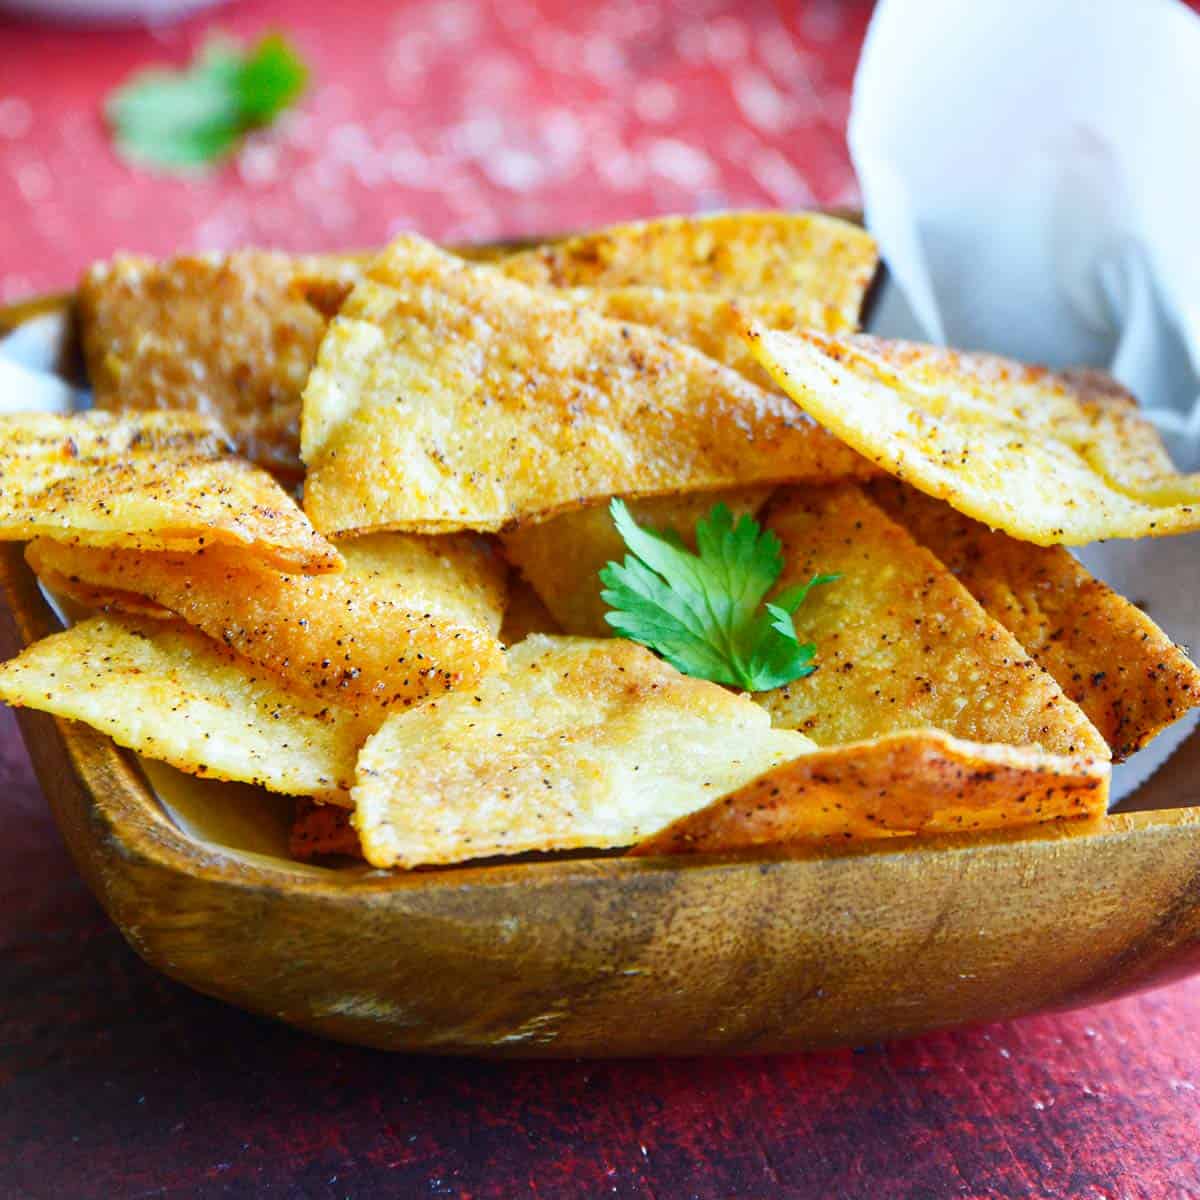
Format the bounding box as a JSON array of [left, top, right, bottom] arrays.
[[107, 34, 309, 173], [599, 499, 835, 691]]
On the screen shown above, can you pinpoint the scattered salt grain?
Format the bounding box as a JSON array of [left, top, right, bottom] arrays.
[[581, 34, 625, 83], [16, 161, 51, 203], [633, 80, 677, 124], [732, 68, 791, 134], [705, 16, 749, 65], [238, 141, 281, 188], [644, 138, 716, 190], [484, 148, 544, 193], [0, 97, 32, 140], [748, 145, 815, 207]]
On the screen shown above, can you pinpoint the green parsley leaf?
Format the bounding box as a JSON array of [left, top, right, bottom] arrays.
[[106, 34, 309, 173], [599, 499, 836, 691]]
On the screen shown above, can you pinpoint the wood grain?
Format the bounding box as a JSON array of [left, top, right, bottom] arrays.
[[5, 540, 1200, 1055], [4, 819, 1198, 1200], [7, 6, 1200, 1188], [5, 297, 1200, 1058]]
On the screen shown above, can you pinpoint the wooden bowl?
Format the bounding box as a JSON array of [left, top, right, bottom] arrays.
[[4, 295, 1200, 1058]]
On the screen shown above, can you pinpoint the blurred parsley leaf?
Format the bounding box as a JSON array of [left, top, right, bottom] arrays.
[[106, 34, 309, 172], [599, 499, 836, 692]]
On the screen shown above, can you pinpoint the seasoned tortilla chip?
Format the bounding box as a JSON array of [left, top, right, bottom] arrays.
[[290, 799, 364, 860], [499, 211, 877, 332], [26, 563, 169, 620], [633, 730, 1109, 856], [26, 532, 505, 716], [742, 327, 1200, 545], [0, 616, 366, 798], [79, 221, 874, 477], [501, 487, 774, 637], [300, 236, 871, 536], [757, 485, 1109, 760], [567, 288, 795, 391], [499, 572, 562, 645], [81, 251, 365, 474], [1051, 367, 1193, 500], [0, 412, 340, 573], [351, 634, 813, 868], [868, 479, 1200, 760]]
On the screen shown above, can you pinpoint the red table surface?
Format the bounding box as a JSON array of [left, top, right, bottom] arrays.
[[2, 2, 1200, 1197]]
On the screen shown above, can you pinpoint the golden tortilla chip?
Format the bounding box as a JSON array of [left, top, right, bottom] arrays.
[[566, 288, 797, 391], [351, 634, 814, 868], [0, 616, 366, 799], [757, 484, 1109, 760], [290, 799, 363, 860], [499, 211, 877, 332], [300, 235, 871, 536], [742, 327, 1200, 545], [501, 487, 774, 637], [0, 412, 340, 573], [1050, 367, 1192, 500], [868, 478, 1200, 760], [80, 251, 365, 474], [633, 730, 1109, 856], [78, 221, 874, 477], [27, 564, 169, 620], [26, 532, 505, 716], [499, 572, 562, 645]]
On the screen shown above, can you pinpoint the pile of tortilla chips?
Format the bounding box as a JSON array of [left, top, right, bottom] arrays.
[[3, 211, 1198, 870]]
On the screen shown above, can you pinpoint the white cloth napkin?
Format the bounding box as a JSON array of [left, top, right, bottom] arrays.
[[851, 0, 1200, 799]]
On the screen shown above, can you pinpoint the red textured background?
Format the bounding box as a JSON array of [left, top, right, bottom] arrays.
[[0, 0, 866, 298], [2, 2, 1200, 1197]]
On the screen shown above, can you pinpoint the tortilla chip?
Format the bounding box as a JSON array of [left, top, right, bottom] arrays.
[[0, 412, 340, 573], [351, 634, 813, 868], [26, 564, 170, 620], [632, 730, 1109, 856], [26, 532, 505, 716], [499, 211, 877, 332], [1050, 367, 1193, 500], [756, 484, 1109, 760], [290, 799, 364, 860], [868, 478, 1200, 760], [300, 235, 872, 536], [499, 572, 562, 645], [567, 288, 798, 391], [80, 251, 365, 474], [742, 327, 1200, 545], [501, 487, 775, 637], [0, 616, 366, 798], [78, 221, 874, 477]]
